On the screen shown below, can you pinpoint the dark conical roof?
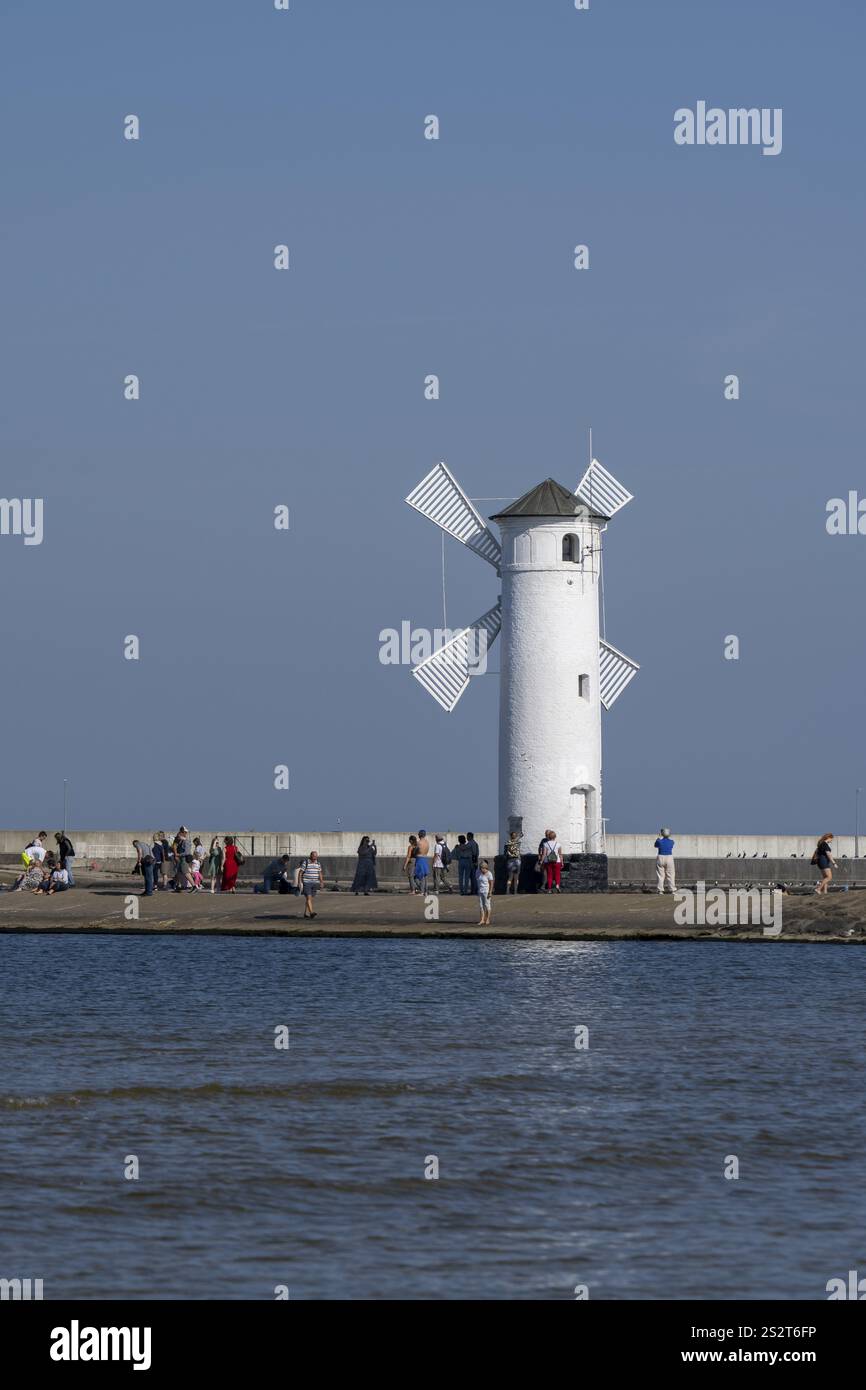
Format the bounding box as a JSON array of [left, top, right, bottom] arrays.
[[491, 478, 599, 520]]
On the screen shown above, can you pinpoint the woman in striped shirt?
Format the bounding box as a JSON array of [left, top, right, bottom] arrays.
[[298, 851, 325, 918]]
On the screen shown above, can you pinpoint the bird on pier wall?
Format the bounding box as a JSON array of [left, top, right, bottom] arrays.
[[403, 457, 640, 852]]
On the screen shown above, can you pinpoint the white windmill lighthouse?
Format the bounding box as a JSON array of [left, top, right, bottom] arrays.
[[404, 457, 639, 859]]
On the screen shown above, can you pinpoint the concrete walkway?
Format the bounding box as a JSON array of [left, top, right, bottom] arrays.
[[0, 884, 864, 941]]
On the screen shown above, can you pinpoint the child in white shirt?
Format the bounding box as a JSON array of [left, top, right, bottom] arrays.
[[476, 860, 493, 924]]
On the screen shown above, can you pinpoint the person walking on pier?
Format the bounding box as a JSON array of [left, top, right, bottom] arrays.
[[431, 835, 452, 892], [172, 827, 192, 890], [414, 830, 430, 897], [298, 851, 325, 918], [150, 834, 165, 889], [133, 838, 155, 896], [654, 828, 676, 894], [812, 833, 836, 894], [221, 836, 243, 893], [158, 832, 173, 888]]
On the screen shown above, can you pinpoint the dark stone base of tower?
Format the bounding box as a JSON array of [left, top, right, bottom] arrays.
[[494, 853, 609, 894], [561, 853, 608, 893]]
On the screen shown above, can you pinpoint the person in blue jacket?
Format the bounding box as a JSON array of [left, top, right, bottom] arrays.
[[654, 828, 675, 894]]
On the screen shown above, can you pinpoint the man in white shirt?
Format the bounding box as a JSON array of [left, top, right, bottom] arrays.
[[26, 834, 47, 863], [431, 835, 452, 893]]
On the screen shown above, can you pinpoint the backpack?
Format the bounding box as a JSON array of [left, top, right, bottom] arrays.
[[441, 844, 451, 867], [21, 850, 31, 866]]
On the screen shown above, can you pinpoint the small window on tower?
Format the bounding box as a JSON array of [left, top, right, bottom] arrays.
[[579, 674, 590, 699], [562, 533, 580, 563]]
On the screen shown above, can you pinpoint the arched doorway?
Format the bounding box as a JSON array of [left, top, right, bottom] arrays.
[[569, 787, 586, 851]]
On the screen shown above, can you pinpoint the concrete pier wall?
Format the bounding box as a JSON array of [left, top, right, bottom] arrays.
[[0, 830, 498, 862], [0, 830, 861, 864], [606, 834, 860, 859], [607, 858, 866, 888]]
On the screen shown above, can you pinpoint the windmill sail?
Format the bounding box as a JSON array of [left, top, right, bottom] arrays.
[[405, 462, 501, 569], [413, 602, 501, 712], [576, 458, 633, 519], [599, 639, 639, 709]]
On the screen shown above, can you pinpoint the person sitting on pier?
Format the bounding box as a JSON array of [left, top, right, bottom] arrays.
[[42, 864, 70, 895], [31, 854, 56, 893], [9, 860, 46, 892]]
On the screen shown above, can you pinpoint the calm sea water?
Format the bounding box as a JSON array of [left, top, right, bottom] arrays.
[[0, 936, 863, 1300]]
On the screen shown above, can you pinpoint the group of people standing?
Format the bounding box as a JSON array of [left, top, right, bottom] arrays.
[[400, 830, 494, 921], [132, 829, 245, 897], [402, 831, 485, 895], [501, 830, 564, 893]]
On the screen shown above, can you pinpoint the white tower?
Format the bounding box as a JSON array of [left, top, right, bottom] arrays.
[[404, 458, 639, 857]]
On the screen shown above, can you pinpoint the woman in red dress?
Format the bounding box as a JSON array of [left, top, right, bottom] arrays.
[[221, 836, 241, 893]]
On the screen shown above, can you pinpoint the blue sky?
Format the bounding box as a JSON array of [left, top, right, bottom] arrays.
[[1, 0, 863, 834]]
